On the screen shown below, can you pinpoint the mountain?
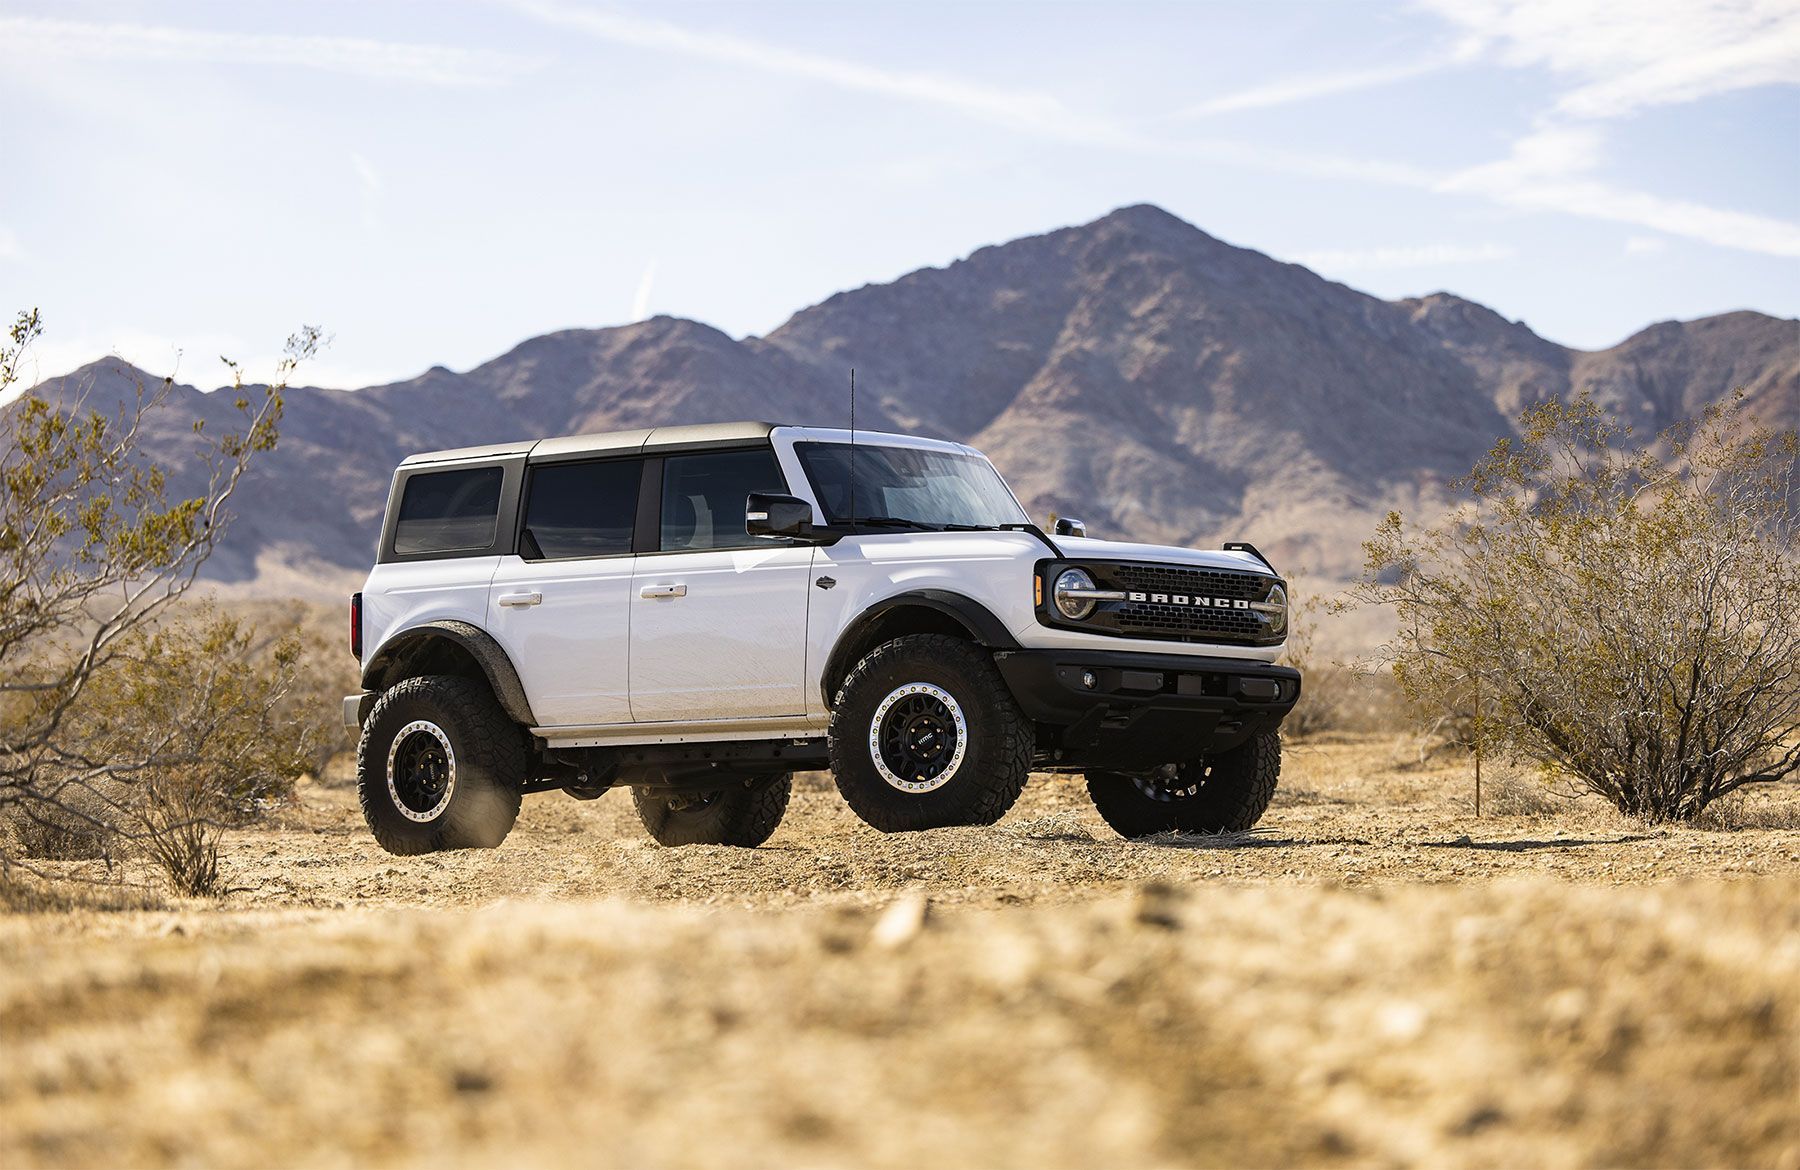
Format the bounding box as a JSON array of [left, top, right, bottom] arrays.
[[20, 204, 1800, 604]]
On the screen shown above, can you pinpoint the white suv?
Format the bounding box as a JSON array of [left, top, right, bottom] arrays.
[[346, 422, 1300, 853]]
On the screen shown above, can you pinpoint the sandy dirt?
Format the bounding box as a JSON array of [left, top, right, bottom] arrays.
[[3, 735, 1798, 1169]]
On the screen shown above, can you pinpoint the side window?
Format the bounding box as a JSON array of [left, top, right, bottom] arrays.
[[393, 466, 503, 555], [659, 448, 787, 551], [520, 459, 641, 560]]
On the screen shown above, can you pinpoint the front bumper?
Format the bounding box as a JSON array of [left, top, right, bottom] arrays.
[[993, 649, 1301, 771]]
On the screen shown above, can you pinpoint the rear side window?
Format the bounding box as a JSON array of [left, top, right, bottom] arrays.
[[660, 448, 786, 551], [520, 459, 641, 560], [392, 466, 504, 555]]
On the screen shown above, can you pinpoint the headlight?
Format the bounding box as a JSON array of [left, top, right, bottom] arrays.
[[1252, 583, 1288, 636], [1053, 568, 1099, 620]]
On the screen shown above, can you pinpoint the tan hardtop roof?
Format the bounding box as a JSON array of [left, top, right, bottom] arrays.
[[398, 421, 779, 467]]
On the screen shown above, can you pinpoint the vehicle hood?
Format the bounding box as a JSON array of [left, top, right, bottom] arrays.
[[1051, 535, 1278, 577]]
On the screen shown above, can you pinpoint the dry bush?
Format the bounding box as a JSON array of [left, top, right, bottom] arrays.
[[1692, 787, 1800, 831], [1350, 395, 1800, 823], [0, 307, 316, 892], [1483, 769, 1565, 818], [70, 609, 314, 895]]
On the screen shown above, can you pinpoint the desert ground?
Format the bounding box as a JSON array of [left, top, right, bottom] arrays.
[[3, 734, 1798, 1170]]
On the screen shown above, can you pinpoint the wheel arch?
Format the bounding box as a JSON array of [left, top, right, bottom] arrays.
[[361, 621, 537, 727], [820, 590, 1018, 707]]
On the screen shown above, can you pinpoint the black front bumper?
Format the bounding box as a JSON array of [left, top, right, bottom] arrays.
[[993, 649, 1302, 771]]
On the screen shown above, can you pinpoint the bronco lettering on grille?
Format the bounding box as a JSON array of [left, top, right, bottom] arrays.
[[1127, 591, 1252, 609]]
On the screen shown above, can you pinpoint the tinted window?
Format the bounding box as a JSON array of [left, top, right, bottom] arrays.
[[393, 466, 503, 555], [521, 459, 641, 560], [660, 448, 786, 551]]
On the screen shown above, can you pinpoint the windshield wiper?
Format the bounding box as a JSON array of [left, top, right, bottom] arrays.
[[846, 515, 940, 532]]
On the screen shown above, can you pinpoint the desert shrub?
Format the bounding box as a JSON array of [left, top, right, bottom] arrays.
[[1483, 769, 1564, 818], [1349, 395, 1800, 823], [0, 307, 316, 891], [70, 610, 313, 895]]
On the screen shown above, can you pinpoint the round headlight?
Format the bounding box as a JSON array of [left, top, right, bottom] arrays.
[[1053, 568, 1098, 620], [1261, 583, 1288, 636]]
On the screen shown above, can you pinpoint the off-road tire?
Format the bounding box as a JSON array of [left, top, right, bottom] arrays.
[[829, 634, 1032, 833], [357, 674, 527, 856], [632, 773, 792, 847], [1086, 732, 1281, 839]]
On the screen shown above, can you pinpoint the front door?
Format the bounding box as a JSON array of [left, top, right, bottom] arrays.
[[487, 455, 644, 727], [629, 448, 814, 721]]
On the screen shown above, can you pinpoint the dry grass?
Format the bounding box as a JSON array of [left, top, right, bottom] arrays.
[[3, 734, 1798, 1170]]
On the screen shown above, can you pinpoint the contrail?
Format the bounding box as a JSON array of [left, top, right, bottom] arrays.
[[631, 259, 657, 322]]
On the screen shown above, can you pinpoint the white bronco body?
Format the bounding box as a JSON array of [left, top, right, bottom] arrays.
[[347, 422, 1301, 851]]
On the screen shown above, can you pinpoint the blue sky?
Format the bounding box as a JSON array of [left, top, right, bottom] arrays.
[[2, 0, 1796, 391]]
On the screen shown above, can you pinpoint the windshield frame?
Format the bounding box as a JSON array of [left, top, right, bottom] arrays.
[[793, 440, 1031, 533]]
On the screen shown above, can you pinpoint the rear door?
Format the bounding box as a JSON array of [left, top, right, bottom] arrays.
[[628, 447, 814, 721], [486, 456, 647, 728]]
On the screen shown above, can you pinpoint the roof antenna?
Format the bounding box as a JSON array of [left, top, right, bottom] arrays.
[[848, 367, 857, 529]]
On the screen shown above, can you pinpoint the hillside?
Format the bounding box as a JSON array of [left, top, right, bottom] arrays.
[[22, 204, 1800, 596]]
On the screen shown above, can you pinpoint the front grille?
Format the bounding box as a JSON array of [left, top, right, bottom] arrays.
[[1056, 561, 1282, 646]]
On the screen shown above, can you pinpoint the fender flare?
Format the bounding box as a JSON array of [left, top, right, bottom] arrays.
[[361, 620, 538, 727], [821, 590, 1019, 705]]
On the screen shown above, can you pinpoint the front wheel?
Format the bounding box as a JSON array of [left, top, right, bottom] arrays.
[[829, 634, 1032, 833], [632, 773, 792, 847], [356, 675, 527, 855], [1086, 732, 1282, 839]]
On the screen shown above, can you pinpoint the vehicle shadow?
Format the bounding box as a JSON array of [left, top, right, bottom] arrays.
[[1133, 832, 1373, 851], [1422, 834, 1655, 852]]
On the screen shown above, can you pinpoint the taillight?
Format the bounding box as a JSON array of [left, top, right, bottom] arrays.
[[350, 592, 363, 659]]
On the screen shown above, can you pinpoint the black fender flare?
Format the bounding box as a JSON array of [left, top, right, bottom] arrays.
[[361, 620, 538, 727], [821, 590, 1019, 706]]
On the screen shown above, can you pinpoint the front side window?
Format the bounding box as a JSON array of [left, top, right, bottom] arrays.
[[660, 448, 787, 551], [393, 466, 503, 555], [520, 459, 640, 560], [795, 443, 1029, 531]]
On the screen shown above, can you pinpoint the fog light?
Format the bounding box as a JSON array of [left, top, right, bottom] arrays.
[[1081, 670, 1098, 689]]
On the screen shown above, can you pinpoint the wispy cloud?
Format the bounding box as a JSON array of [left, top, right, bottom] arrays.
[[1440, 125, 1800, 257], [1177, 42, 1478, 117], [0, 16, 536, 85], [508, 0, 1443, 187], [1419, 0, 1800, 119], [509, 0, 1118, 142], [1294, 242, 1517, 271], [1413, 1, 1800, 259], [1624, 235, 1668, 256]]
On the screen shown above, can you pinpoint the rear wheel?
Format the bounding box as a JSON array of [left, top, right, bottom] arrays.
[[357, 675, 527, 855], [1086, 732, 1281, 839], [632, 773, 792, 847], [829, 634, 1032, 832]]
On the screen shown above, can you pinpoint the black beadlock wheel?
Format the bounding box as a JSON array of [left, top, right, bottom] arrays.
[[828, 634, 1032, 833], [357, 675, 527, 856], [632, 773, 792, 847], [1086, 732, 1282, 839]]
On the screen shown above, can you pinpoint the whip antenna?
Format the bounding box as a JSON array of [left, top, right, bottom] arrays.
[[849, 367, 857, 529]]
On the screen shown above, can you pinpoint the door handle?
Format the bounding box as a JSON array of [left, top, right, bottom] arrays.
[[640, 583, 688, 599], [497, 591, 542, 608]]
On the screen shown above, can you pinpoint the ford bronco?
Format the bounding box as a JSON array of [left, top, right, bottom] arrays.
[[345, 422, 1300, 853]]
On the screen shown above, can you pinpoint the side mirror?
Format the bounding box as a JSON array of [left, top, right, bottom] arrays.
[[746, 492, 826, 541], [1053, 516, 1087, 538]]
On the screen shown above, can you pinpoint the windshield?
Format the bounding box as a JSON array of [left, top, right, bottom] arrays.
[[795, 442, 1030, 531]]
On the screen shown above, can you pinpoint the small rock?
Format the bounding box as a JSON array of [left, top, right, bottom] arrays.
[[871, 889, 929, 949]]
